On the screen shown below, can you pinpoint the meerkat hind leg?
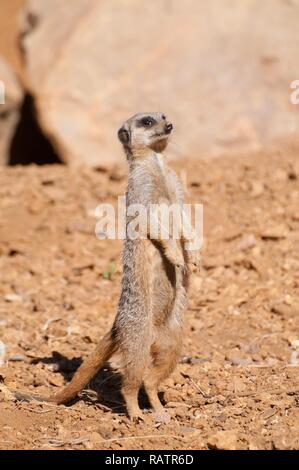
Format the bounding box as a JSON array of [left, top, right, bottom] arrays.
[[121, 352, 149, 421], [122, 377, 144, 422], [144, 360, 175, 424], [145, 382, 164, 413], [144, 336, 181, 417]]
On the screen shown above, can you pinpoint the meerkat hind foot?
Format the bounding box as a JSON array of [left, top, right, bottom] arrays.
[[128, 408, 145, 423], [123, 389, 144, 422], [146, 387, 164, 412]]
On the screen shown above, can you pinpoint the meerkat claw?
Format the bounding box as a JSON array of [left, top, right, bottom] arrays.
[[130, 412, 145, 423]]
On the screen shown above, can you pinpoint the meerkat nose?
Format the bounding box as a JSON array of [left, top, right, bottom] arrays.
[[165, 123, 173, 134]]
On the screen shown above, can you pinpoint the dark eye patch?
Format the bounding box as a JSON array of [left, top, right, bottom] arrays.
[[137, 116, 156, 128]]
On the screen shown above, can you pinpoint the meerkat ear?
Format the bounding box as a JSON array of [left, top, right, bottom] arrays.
[[118, 126, 130, 145]]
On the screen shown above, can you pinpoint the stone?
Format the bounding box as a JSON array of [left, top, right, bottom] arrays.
[[90, 432, 102, 445], [261, 225, 289, 240], [0, 341, 6, 366], [19, 0, 299, 167], [0, 56, 23, 165], [249, 181, 265, 198], [207, 430, 239, 450], [237, 234, 257, 251]]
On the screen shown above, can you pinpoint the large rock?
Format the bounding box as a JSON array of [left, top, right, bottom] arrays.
[[0, 56, 23, 165], [20, 0, 299, 167]]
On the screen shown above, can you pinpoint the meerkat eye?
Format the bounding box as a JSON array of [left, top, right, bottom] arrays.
[[140, 117, 155, 127], [162, 115, 166, 120]]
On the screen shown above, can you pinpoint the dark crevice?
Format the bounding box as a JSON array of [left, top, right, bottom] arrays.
[[9, 93, 62, 165]]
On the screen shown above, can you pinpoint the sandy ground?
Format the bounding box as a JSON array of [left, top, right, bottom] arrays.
[[0, 141, 298, 450]]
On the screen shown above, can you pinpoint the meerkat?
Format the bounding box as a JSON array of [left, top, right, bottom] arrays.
[[9, 112, 200, 421]]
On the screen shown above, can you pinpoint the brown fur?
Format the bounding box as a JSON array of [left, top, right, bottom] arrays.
[[10, 112, 200, 420]]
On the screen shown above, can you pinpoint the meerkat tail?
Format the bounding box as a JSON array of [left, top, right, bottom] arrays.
[[10, 332, 116, 405], [52, 331, 116, 404]]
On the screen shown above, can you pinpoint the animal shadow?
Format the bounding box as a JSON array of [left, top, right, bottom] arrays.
[[31, 352, 164, 415]]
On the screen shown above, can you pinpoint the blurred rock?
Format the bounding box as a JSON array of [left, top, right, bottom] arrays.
[[90, 432, 102, 445], [208, 430, 239, 450], [0, 340, 6, 366], [237, 234, 257, 251], [20, 0, 299, 167], [48, 374, 64, 387], [249, 180, 265, 198], [271, 303, 298, 318], [4, 294, 23, 303], [0, 56, 23, 165], [261, 225, 289, 240]]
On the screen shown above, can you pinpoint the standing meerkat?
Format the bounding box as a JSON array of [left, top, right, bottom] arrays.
[[10, 112, 200, 421]]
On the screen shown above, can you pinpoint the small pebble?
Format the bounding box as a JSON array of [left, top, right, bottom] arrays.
[[4, 294, 23, 303], [0, 340, 6, 366], [8, 354, 27, 362]]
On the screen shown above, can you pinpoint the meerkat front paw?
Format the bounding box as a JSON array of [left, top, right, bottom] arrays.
[[186, 249, 201, 270], [165, 245, 185, 269]]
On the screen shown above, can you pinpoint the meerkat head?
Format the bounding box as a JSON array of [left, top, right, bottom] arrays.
[[118, 112, 173, 158]]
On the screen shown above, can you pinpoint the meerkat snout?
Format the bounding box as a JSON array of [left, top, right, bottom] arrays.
[[165, 122, 173, 134]]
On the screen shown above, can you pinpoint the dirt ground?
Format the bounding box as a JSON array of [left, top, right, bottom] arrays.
[[0, 141, 299, 450]]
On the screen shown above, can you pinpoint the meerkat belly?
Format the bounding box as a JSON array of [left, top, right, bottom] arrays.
[[144, 240, 176, 325]]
